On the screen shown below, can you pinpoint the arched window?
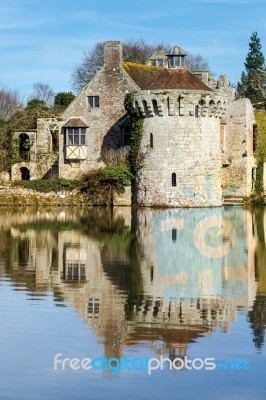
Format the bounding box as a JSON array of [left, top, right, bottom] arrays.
[[171, 173, 176, 187], [135, 101, 140, 115], [152, 99, 159, 116], [150, 133, 153, 149], [142, 99, 149, 116], [172, 229, 177, 242], [195, 105, 199, 118], [209, 100, 215, 116], [167, 97, 171, 115]]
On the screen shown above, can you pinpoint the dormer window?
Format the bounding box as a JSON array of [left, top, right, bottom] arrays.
[[168, 55, 185, 68], [151, 58, 164, 67], [166, 45, 187, 69]]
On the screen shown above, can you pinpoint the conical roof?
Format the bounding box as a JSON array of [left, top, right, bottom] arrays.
[[166, 45, 187, 56]]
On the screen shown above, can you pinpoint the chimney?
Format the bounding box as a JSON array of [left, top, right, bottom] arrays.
[[103, 41, 123, 69]]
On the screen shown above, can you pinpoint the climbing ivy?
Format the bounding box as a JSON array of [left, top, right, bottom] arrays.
[[124, 93, 144, 175], [255, 160, 264, 195], [254, 111, 266, 195]]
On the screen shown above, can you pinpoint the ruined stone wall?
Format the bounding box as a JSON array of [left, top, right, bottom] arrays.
[[133, 90, 226, 207], [11, 118, 59, 180], [221, 98, 256, 197]]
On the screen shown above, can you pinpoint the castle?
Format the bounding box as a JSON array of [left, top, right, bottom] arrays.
[[9, 41, 257, 207]]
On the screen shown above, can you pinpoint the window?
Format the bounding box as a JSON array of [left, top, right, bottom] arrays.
[[194, 74, 203, 81], [253, 124, 257, 153], [168, 56, 185, 68], [151, 59, 164, 67], [220, 123, 226, 152], [172, 229, 177, 242], [65, 128, 86, 145], [19, 133, 30, 161], [171, 172, 176, 187], [65, 263, 86, 281], [195, 105, 199, 118], [88, 96, 100, 108], [121, 125, 131, 146], [152, 99, 159, 116], [150, 133, 153, 149]]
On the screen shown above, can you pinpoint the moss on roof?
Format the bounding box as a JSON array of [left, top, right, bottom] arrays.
[[123, 61, 212, 91]]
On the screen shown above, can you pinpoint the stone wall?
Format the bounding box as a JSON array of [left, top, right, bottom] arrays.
[[221, 98, 256, 197], [11, 118, 59, 180], [133, 90, 226, 207], [59, 42, 138, 179]]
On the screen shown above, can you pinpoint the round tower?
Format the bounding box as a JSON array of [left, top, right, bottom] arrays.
[[131, 89, 226, 207]]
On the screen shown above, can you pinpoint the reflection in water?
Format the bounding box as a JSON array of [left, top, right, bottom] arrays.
[[0, 206, 266, 361], [248, 209, 266, 352]]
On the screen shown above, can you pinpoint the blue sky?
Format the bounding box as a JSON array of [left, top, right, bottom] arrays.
[[0, 0, 265, 98]]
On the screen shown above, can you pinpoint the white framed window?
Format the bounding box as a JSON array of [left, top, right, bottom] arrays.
[[194, 74, 203, 81], [65, 128, 86, 145], [151, 59, 164, 67], [168, 56, 185, 68], [88, 96, 100, 108]]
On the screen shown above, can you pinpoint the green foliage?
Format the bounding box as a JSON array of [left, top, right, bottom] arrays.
[[13, 179, 80, 193], [101, 162, 132, 186], [26, 98, 47, 110], [255, 111, 266, 159], [124, 93, 144, 175], [236, 32, 266, 108], [255, 161, 264, 195], [54, 92, 75, 110], [254, 111, 266, 194], [81, 160, 133, 205]]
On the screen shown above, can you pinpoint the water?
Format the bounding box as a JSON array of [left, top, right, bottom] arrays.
[[0, 206, 265, 400]]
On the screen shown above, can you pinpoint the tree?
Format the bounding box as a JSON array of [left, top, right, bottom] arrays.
[[185, 53, 209, 71], [54, 92, 75, 110], [26, 98, 47, 110], [236, 32, 266, 108], [71, 40, 210, 92], [0, 85, 21, 120], [28, 82, 55, 106]]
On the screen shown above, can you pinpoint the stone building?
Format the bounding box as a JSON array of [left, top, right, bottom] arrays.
[[10, 41, 257, 207]]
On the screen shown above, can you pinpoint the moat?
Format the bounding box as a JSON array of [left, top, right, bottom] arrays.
[[0, 206, 265, 400]]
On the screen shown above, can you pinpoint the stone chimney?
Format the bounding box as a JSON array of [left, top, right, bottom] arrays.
[[103, 41, 123, 69]]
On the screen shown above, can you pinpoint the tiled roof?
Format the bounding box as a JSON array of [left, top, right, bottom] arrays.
[[123, 62, 212, 91], [63, 118, 88, 128]]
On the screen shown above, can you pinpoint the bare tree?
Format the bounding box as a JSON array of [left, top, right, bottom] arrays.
[[71, 40, 210, 92], [28, 82, 55, 106], [185, 53, 209, 71], [249, 68, 266, 107], [0, 85, 21, 120]]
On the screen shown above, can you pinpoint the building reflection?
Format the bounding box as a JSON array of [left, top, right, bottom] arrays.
[[0, 205, 265, 360]]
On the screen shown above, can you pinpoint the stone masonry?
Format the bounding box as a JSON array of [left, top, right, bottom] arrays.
[[7, 41, 258, 207]]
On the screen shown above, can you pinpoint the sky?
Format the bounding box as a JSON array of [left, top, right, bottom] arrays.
[[0, 0, 266, 99]]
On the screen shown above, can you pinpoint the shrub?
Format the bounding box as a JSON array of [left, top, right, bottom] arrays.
[[13, 179, 80, 193], [81, 161, 133, 205]]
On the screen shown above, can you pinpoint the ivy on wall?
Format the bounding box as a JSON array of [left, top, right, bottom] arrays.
[[124, 93, 144, 175], [254, 111, 266, 195]]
